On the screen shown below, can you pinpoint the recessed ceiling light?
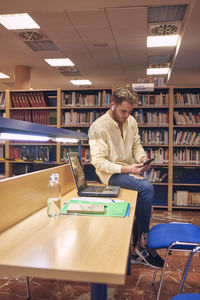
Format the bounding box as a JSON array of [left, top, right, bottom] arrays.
[[44, 58, 74, 67], [147, 35, 179, 47], [0, 72, 10, 79], [0, 13, 40, 30], [147, 68, 169, 75], [70, 80, 92, 86]]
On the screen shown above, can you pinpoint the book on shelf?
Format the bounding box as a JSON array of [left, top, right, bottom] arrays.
[[0, 92, 5, 108], [137, 93, 169, 106], [11, 92, 47, 108], [174, 191, 200, 206], [61, 90, 110, 107]]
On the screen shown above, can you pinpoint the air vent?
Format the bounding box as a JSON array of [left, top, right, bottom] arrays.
[[148, 5, 187, 23], [24, 40, 59, 51], [148, 55, 172, 65], [149, 23, 181, 35], [14, 30, 47, 41], [58, 66, 82, 77]]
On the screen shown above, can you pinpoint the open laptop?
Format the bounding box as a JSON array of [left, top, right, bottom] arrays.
[[67, 152, 120, 197]]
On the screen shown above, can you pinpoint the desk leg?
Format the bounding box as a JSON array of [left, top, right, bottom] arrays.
[[91, 283, 107, 300], [127, 243, 131, 275]]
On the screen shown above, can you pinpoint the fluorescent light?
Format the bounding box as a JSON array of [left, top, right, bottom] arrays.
[[0, 13, 40, 30], [44, 58, 74, 67], [55, 138, 78, 143], [147, 35, 179, 47], [147, 68, 169, 75], [70, 80, 92, 86], [0, 72, 10, 79], [0, 133, 49, 141]]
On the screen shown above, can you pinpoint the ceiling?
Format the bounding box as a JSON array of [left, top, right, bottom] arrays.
[[0, 0, 200, 90]]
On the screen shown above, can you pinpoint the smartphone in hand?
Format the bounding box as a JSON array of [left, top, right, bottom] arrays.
[[143, 158, 155, 166]]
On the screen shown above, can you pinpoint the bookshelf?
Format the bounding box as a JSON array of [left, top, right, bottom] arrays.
[[1, 88, 111, 178], [0, 91, 6, 179], [172, 87, 200, 209], [1, 86, 199, 211], [133, 87, 172, 209]]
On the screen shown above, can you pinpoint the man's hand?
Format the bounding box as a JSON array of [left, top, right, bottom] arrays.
[[122, 163, 144, 175]]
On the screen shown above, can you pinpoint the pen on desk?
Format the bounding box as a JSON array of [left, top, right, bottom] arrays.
[[109, 198, 115, 203]]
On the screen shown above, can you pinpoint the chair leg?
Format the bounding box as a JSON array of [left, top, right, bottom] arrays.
[[25, 276, 31, 299], [156, 248, 171, 300], [178, 245, 200, 294]]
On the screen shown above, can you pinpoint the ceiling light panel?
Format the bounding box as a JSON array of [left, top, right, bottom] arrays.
[[147, 35, 179, 47], [45, 58, 74, 67], [0, 72, 10, 79], [0, 13, 40, 30], [70, 80, 92, 86], [147, 68, 169, 75], [148, 5, 188, 23]]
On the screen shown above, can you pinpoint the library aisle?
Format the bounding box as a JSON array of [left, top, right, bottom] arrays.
[[0, 209, 199, 300]]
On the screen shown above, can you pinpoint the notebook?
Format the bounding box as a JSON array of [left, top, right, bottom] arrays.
[[67, 152, 120, 197]]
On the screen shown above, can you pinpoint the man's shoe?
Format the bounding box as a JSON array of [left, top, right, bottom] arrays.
[[135, 243, 164, 269], [131, 254, 148, 266]]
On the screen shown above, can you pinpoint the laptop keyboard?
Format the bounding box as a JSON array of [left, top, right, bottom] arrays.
[[84, 186, 105, 193]]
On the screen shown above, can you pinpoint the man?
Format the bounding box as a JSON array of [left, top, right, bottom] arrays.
[[88, 87, 164, 268]]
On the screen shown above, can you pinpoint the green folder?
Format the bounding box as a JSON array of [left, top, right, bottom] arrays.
[[61, 199, 130, 218]]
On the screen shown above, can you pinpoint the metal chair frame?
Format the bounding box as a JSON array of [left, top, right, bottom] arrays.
[[147, 221, 200, 300]]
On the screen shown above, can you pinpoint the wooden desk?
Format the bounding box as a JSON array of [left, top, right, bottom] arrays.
[[0, 168, 137, 300]]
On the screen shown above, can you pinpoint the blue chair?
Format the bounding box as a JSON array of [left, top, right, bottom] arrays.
[[170, 245, 200, 300], [171, 295, 200, 299], [147, 223, 200, 300]]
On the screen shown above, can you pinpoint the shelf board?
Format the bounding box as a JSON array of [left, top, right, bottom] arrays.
[[173, 144, 199, 147], [173, 183, 200, 186], [174, 105, 200, 108], [61, 124, 90, 127], [10, 107, 57, 110], [174, 125, 200, 127], [172, 205, 200, 210], [173, 164, 199, 167], [142, 144, 169, 147], [61, 106, 109, 109], [138, 124, 169, 127], [135, 105, 169, 109]]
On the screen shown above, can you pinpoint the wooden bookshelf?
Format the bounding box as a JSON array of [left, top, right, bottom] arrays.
[[1, 86, 199, 211]]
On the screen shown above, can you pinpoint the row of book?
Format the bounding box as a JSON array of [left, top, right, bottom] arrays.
[[61, 147, 90, 163], [11, 92, 49, 107], [134, 110, 169, 125], [174, 130, 200, 145], [174, 93, 200, 106], [62, 91, 111, 107], [174, 111, 200, 125], [174, 191, 200, 206], [0, 92, 5, 108], [9, 146, 56, 162], [10, 109, 57, 125], [145, 148, 169, 163], [144, 168, 168, 183], [140, 130, 168, 145], [137, 93, 169, 106], [173, 149, 200, 164], [0, 145, 4, 159], [62, 110, 105, 125]]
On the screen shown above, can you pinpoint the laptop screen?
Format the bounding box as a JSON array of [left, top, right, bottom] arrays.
[[68, 152, 86, 191]]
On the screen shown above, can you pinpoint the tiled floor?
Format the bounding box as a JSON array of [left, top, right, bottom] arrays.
[[0, 209, 200, 300]]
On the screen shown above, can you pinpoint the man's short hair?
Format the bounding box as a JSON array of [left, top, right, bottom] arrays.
[[112, 87, 137, 105]]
